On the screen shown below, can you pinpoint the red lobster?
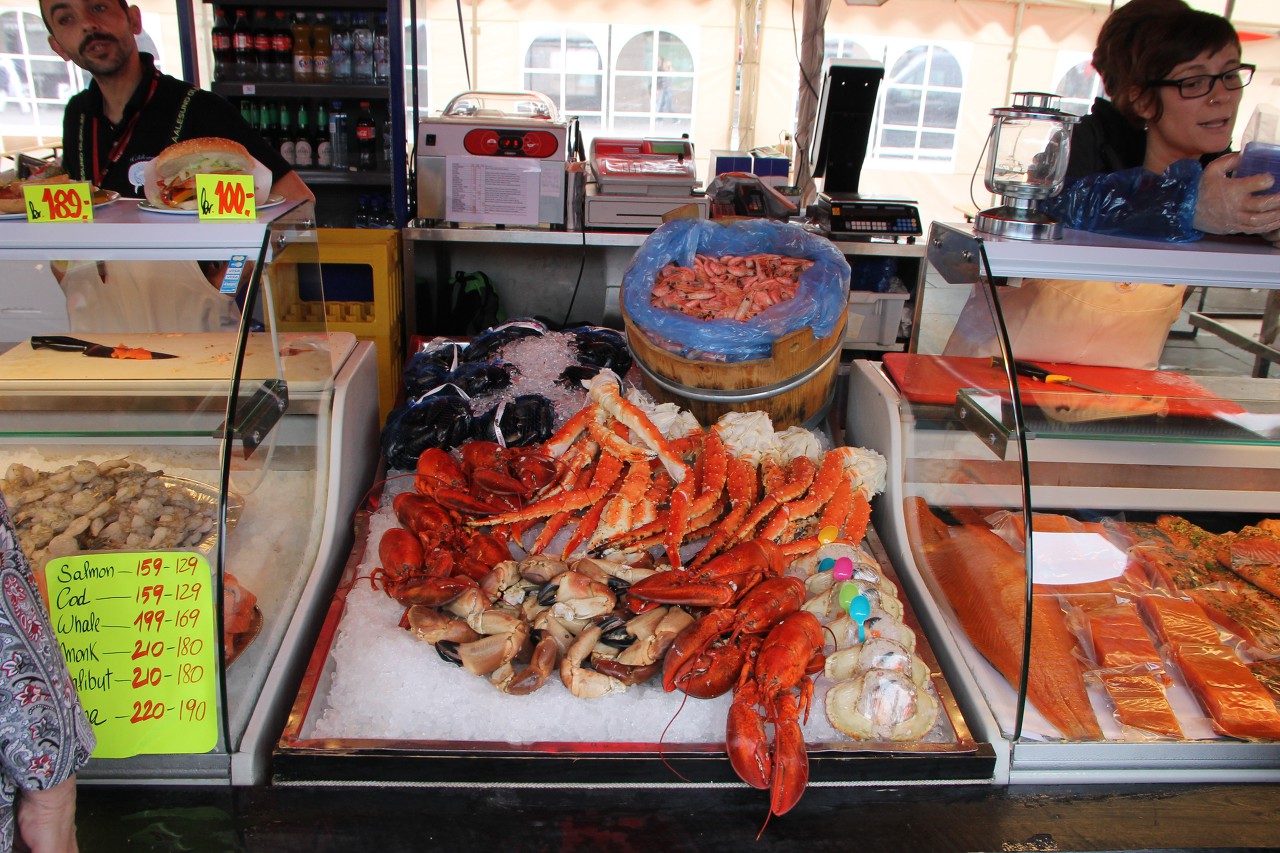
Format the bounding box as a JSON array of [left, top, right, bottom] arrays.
[[726, 610, 825, 819]]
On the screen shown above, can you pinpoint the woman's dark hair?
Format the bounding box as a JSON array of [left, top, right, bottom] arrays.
[[1092, 0, 1241, 127]]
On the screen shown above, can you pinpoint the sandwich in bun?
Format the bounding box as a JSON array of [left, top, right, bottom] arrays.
[[0, 173, 71, 215], [145, 137, 256, 210]]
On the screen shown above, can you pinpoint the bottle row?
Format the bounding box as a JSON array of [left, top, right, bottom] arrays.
[[355, 192, 398, 228], [238, 98, 387, 172], [213, 7, 391, 85]]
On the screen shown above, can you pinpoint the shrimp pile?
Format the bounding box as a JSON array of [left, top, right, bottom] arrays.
[[650, 253, 813, 322]]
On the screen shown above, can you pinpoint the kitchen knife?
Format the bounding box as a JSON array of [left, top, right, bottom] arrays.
[[991, 357, 1109, 394], [31, 335, 178, 360]]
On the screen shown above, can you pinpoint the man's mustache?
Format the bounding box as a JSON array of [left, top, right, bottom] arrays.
[[78, 33, 117, 54]]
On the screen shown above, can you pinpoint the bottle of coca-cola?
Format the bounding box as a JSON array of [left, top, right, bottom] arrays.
[[211, 7, 232, 82], [231, 8, 254, 81], [355, 101, 377, 171], [271, 10, 293, 82], [251, 8, 271, 81]]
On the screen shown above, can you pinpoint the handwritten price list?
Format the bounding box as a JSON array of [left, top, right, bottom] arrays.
[[46, 552, 219, 759]]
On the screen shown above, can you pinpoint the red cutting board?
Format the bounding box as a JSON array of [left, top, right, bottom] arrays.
[[881, 354, 1245, 419]]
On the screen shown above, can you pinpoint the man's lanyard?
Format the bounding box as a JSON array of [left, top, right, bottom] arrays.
[[87, 72, 160, 186]]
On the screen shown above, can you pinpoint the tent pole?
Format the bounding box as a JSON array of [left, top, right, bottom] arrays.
[[1004, 0, 1026, 104]]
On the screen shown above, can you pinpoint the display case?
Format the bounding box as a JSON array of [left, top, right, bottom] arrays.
[[848, 222, 1280, 783], [0, 199, 379, 784]]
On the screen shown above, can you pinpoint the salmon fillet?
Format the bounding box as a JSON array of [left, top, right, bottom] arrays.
[[1187, 586, 1280, 657], [1087, 601, 1166, 675], [905, 498, 1102, 741], [1227, 526, 1280, 599], [1097, 671, 1183, 738], [1170, 644, 1280, 740], [1139, 594, 1221, 648], [1248, 659, 1280, 709], [1128, 542, 1238, 591]]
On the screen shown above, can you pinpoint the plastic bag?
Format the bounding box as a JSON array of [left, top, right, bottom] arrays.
[[1039, 159, 1202, 242], [621, 218, 849, 362]]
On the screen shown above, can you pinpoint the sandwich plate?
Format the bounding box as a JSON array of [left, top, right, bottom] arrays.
[[0, 189, 120, 220], [137, 194, 286, 215]]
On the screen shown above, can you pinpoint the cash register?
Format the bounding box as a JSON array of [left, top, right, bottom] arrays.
[[584, 137, 709, 229]]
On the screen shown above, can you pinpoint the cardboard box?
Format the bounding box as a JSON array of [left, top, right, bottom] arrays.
[[708, 149, 753, 185], [750, 147, 791, 187]]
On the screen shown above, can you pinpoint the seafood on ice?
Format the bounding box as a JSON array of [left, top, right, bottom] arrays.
[[650, 253, 814, 323]]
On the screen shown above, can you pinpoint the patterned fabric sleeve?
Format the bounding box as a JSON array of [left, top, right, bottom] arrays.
[[0, 495, 96, 851]]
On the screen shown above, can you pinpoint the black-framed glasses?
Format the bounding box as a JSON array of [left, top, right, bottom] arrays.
[[1148, 64, 1255, 98]]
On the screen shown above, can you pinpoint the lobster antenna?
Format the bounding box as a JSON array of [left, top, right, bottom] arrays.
[[658, 689, 694, 783]]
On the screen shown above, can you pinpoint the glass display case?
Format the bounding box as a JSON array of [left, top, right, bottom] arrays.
[[848, 222, 1280, 783], [0, 200, 379, 784]]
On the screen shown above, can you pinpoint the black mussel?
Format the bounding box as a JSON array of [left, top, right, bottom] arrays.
[[464, 318, 549, 362], [472, 394, 556, 448], [403, 354, 452, 399], [381, 392, 474, 469], [447, 361, 516, 397], [555, 363, 603, 390], [410, 339, 467, 372], [571, 326, 632, 375]]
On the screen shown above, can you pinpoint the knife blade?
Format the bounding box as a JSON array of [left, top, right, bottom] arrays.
[[31, 335, 178, 360], [991, 357, 1109, 394]]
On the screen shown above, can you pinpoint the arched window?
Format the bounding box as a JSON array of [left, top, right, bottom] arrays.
[[0, 9, 86, 149], [1055, 60, 1105, 117], [613, 29, 693, 136], [875, 44, 963, 163], [823, 37, 872, 63], [523, 29, 604, 135]]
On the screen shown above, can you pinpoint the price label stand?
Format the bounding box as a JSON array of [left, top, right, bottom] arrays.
[[46, 551, 220, 758]]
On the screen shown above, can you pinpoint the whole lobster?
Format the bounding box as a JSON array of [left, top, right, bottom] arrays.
[[726, 610, 825, 818]]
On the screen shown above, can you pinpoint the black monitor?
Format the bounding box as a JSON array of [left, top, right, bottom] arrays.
[[809, 59, 884, 196]]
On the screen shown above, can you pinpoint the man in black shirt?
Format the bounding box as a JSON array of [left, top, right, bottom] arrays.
[[41, 0, 311, 202]]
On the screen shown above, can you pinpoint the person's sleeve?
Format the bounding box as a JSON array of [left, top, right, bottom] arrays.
[[1040, 159, 1203, 242], [183, 91, 294, 184], [0, 498, 96, 797]]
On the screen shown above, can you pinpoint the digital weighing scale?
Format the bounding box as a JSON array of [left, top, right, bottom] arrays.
[[585, 137, 708, 229]]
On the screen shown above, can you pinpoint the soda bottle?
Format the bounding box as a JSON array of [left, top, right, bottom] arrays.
[[271, 10, 293, 82], [315, 103, 332, 168], [251, 9, 271, 81], [238, 98, 255, 130], [232, 9, 254, 81], [211, 7, 232, 81], [294, 103, 314, 168], [355, 101, 377, 171], [373, 13, 390, 85], [291, 12, 313, 83], [329, 101, 349, 170], [311, 12, 332, 83], [278, 102, 295, 166], [330, 12, 352, 83], [260, 101, 278, 151], [351, 12, 373, 84]]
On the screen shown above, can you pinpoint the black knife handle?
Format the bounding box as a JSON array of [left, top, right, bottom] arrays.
[[31, 335, 95, 352]]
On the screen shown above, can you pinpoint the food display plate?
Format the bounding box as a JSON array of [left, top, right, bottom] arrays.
[[274, 498, 996, 787]]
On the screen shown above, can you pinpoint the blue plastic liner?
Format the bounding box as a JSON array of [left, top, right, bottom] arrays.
[[621, 218, 850, 362]]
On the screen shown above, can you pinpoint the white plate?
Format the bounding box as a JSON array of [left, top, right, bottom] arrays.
[[137, 194, 287, 215], [0, 189, 121, 220]]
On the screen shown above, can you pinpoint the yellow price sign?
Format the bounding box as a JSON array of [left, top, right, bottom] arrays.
[[23, 181, 94, 223], [196, 173, 256, 220], [46, 551, 219, 759]]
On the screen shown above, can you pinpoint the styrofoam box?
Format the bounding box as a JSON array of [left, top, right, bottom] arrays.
[[845, 290, 909, 347]]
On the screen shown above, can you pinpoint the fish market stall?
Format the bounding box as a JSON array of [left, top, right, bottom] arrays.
[[848, 223, 1280, 783], [276, 314, 994, 802]]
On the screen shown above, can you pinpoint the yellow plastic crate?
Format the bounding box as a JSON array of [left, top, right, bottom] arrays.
[[269, 229, 403, 423]]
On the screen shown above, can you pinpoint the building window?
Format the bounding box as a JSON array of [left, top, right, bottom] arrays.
[[875, 44, 963, 163], [0, 9, 86, 150], [612, 29, 693, 137], [1055, 60, 1104, 117], [523, 29, 604, 135], [823, 37, 873, 62]]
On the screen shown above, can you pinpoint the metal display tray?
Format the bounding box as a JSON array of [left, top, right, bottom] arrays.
[[274, 501, 996, 787]]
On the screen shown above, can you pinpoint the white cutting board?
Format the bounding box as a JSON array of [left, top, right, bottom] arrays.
[[0, 331, 356, 392]]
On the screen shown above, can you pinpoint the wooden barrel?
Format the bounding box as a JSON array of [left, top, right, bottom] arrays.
[[623, 306, 846, 429]]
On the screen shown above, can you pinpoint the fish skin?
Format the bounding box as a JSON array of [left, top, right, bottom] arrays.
[[904, 498, 1102, 741]]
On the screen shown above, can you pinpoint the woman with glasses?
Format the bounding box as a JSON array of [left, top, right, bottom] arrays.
[[947, 0, 1278, 369], [1043, 0, 1279, 244]]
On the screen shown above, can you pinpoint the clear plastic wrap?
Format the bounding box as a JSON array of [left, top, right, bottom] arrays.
[[621, 218, 850, 362], [1041, 158, 1202, 242]]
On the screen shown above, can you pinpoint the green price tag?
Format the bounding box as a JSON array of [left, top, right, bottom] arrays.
[[196, 173, 256, 220], [45, 551, 219, 759], [23, 181, 94, 223]]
